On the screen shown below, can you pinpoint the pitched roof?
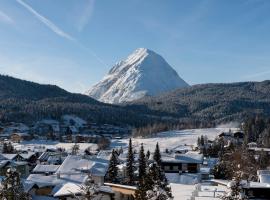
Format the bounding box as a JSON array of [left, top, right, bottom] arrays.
[[0, 154, 18, 160], [33, 165, 60, 173], [53, 183, 113, 197], [56, 155, 109, 176], [26, 173, 87, 188], [20, 152, 36, 160], [162, 153, 203, 164]]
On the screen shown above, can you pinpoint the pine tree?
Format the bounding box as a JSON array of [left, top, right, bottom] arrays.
[[144, 163, 173, 200], [107, 149, 119, 183], [126, 138, 135, 185], [153, 143, 162, 167], [0, 168, 30, 200], [135, 144, 147, 200], [146, 150, 151, 160], [146, 150, 151, 165], [138, 144, 146, 178]]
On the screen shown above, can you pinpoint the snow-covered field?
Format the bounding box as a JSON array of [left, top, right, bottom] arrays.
[[111, 127, 238, 152], [170, 183, 195, 200]]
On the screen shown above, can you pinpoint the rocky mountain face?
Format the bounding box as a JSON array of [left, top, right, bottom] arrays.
[[86, 48, 189, 104]]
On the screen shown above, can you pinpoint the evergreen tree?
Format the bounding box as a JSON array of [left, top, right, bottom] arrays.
[[221, 170, 247, 200], [135, 144, 147, 200], [144, 163, 173, 200], [0, 168, 30, 200], [153, 143, 162, 167], [126, 138, 135, 185], [107, 149, 119, 183], [138, 144, 146, 178], [146, 150, 151, 160]]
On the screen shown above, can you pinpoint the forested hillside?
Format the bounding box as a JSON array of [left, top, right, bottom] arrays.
[[1, 75, 270, 128], [0, 75, 156, 126], [127, 81, 270, 124]]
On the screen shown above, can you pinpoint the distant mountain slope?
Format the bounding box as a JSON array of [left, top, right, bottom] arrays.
[[127, 81, 270, 123], [1, 74, 270, 127], [0, 75, 154, 126], [86, 48, 189, 104]]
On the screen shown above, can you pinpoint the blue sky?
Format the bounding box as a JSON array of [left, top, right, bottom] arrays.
[[0, 0, 270, 93]]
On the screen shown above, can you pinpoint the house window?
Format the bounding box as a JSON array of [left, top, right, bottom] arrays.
[[164, 166, 170, 171], [188, 164, 198, 173]]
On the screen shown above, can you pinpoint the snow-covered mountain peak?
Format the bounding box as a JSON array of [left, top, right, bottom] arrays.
[[86, 48, 189, 104]]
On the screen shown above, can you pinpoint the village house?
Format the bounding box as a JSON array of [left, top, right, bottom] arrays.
[[38, 151, 66, 165], [25, 154, 111, 200], [161, 153, 203, 173], [10, 132, 32, 143], [105, 183, 137, 200], [53, 182, 114, 200], [56, 155, 109, 185]]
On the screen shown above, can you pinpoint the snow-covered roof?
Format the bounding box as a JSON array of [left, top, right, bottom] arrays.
[[20, 152, 36, 160], [0, 160, 9, 168], [0, 154, 18, 160], [162, 153, 203, 164], [53, 183, 113, 197], [56, 155, 109, 177], [104, 183, 137, 190], [259, 174, 270, 184], [53, 182, 82, 197], [26, 173, 88, 188], [33, 165, 60, 173], [38, 152, 57, 161], [0, 160, 28, 168], [26, 174, 65, 188]]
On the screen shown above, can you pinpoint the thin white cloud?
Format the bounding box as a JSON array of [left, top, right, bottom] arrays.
[[0, 10, 15, 25], [15, 0, 107, 69], [16, 0, 75, 41], [77, 0, 95, 32], [243, 70, 270, 79]]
